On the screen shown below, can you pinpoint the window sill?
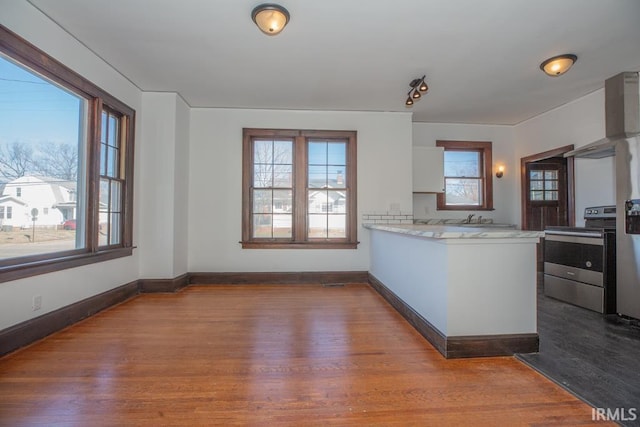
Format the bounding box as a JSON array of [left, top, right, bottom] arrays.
[[0, 247, 134, 284], [241, 241, 359, 249]]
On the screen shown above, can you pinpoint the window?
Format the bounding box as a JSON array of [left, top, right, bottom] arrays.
[[242, 129, 357, 249], [530, 169, 558, 201], [0, 25, 135, 282], [0, 207, 4, 219], [436, 140, 493, 210]]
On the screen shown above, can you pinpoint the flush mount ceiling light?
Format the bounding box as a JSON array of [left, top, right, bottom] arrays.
[[540, 54, 577, 77], [252, 4, 290, 36], [405, 75, 429, 107]]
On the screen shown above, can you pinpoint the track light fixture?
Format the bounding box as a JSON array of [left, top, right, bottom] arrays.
[[405, 75, 429, 107]]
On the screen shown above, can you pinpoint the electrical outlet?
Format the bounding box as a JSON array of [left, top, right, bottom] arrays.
[[32, 295, 42, 311]]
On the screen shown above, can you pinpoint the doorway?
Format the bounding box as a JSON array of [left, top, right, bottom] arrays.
[[520, 145, 575, 270]]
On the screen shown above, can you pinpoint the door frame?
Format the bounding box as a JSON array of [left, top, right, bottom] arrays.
[[520, 145, 576, 229]]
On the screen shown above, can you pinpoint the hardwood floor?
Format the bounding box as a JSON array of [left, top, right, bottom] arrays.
[[0, 284, 611, 426]]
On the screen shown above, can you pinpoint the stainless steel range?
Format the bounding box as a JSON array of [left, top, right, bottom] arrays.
[[544, 206, 617, 314]]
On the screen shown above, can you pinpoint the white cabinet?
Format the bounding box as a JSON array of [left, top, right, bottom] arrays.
[[412, 146, 444, 193]]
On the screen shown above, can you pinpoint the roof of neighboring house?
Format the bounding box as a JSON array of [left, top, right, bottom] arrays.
[[0, 195, 28, 205]]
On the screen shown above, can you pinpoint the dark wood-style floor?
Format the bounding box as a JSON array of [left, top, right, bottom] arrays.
[[517, 278, 640, 427], [0, 284, 612, 426]]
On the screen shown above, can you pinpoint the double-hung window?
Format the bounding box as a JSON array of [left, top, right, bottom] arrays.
[[0, 25, 135, 282], [436, 140, 493, 210], [242, 129, 357, 249]]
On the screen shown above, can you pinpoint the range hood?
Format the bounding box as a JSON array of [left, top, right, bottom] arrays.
[[565, 72, 639, 158]]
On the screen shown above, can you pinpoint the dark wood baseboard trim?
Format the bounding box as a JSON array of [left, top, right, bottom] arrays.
[[367, 273, 539, 358], [368, 273, 447, 356], [139, 273, 189, 293], [189, 271, 369, 285], [447, 334, 539, 358], [0, 280, 139, 357]]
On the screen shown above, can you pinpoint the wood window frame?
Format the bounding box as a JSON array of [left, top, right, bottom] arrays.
[[242, 128, 358, 249], [0, 25, 135, 283], [436, 140, 494, 211]]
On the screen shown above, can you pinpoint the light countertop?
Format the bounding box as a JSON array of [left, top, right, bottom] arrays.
[[364, 223, 544, 239]]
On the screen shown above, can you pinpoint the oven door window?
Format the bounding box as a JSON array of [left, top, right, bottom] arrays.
[[545, 239, 603, 272]]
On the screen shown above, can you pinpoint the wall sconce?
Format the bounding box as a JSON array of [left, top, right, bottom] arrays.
[[405, 75, 429, 106], [540, 54, 577, 77], [252, 4, 290, 36], [496, 165, 505, 179]]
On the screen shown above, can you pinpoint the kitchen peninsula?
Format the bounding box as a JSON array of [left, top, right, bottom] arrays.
[[365, 223, 543, 358]]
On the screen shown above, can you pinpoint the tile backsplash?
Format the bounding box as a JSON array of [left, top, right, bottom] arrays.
[[362, 212, 414, 225]]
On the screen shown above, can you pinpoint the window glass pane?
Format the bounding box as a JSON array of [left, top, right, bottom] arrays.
[[101, 111, 108, 143], [530, 181, 543, 190], [253, 189, 272, 214], [327, 142, 346, 165], [273, 140, 292, 164], [253, 163, 273, 188], [545, 180, 558, 190], [100, 143, 107, 176], [110, 181, 121, 212], [106, 146, 118, 177], [272, 214, 292, 238], [254, 140, 273, 164], [445, 178, 481, 206], [308, 191, 328, 214], [253, 214, 272, 238], [308, 141, 327, 165], [544, 170, 558, 180], [0, 55, 86, 259], [328, 168, 346, 188], [308, 214, 328, 238], [545, 191, 558, 200], [110, 212, 120, 245], [308, 165, 327, 188], [444, 151, 480, 177], [99, 179, 110, 212], [530, 191, 544, 201], [272, 189, 292, 213], [273, 165, 292, 187], [530, 171, 543, 180], [328, 190, 346, 213], [329, 214, 346, 238], [108, 114, 118, 147]]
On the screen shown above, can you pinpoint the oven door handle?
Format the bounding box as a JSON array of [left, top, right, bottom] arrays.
[[545, 230, 603, 238]]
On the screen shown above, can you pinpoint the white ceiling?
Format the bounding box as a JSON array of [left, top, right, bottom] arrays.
[[27, 0, 640, 125]]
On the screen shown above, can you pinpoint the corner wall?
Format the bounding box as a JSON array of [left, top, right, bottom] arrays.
[[0, 2, 142, 330], [188, 108, 413, 272]]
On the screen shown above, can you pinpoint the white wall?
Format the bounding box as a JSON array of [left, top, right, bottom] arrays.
[[412, 123, 517, 224], [188, 109, 413, 272], [513, 90, 615, 226], [0, 2, 142, 330], [138, 93, 189, 278]]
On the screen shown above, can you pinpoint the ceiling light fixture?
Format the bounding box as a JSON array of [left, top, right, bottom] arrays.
[[252, 4, 290, 36], [540, 54, 577, 77], [405, 75, 429, 107]]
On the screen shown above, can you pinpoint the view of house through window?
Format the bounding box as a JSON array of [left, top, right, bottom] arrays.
[[436, 140, 493, 211], [0, 24, 135, 281], [0, 54, 87, 259], [242, 129, 357, 249]]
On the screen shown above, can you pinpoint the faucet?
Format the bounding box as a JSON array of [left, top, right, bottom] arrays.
[[477, 215, 483, 224], [466, 214, 475, 224]]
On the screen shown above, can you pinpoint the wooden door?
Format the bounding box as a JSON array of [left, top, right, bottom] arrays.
[[525, 158, 569, 230], [520, 146, 574, 272]]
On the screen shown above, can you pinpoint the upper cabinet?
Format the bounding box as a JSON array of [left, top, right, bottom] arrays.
[[412, 146, 444, 193]]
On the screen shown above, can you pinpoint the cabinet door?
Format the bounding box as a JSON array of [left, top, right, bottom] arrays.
[[412, 146, 444, 193]]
